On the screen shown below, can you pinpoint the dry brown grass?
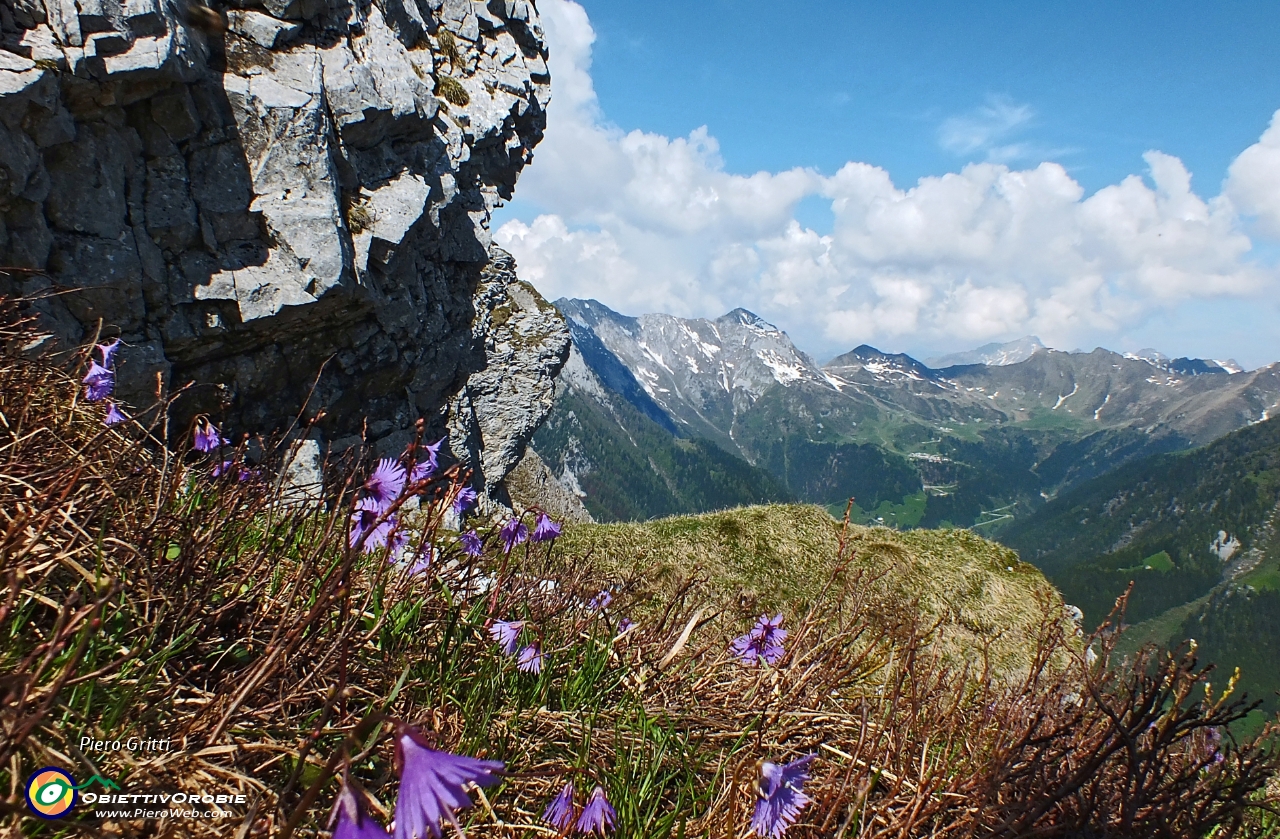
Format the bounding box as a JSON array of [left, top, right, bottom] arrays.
[[556, 505, 1064, 680]]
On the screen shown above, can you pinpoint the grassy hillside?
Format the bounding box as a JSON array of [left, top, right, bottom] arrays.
[[740, 404, 1190, 533], [557, 504, 1063, 679], [1164, 508, 1280, 725]]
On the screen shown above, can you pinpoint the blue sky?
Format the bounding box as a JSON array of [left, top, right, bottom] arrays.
[[494, 0, 1280, 368], [581, 0, 1280, 197]]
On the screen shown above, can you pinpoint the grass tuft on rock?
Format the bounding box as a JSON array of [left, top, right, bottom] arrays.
[[436, 75, 470, 107]]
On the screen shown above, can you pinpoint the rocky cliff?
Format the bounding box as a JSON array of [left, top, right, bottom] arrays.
[[0, 0, 567, 499]]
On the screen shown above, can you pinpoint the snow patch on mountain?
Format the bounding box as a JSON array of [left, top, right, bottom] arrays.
[[757, 350, 807, 384]]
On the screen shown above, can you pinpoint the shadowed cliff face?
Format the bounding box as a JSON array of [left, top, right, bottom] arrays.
[[0, 0, 567, 498]]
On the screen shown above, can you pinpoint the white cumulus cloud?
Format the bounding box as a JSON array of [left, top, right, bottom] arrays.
[[495, 0, 1279, 363], [1225, 109, 1280, 238]]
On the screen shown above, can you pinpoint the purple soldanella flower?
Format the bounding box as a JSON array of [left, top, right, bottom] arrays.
[[517, 643, 543, 674], [212, 459, 235, 477], [731, 614, 787, 666], [617, 619, 636, 636], [542, 781, 575, 832], [499, 518, 529, 554], [392, 725, 504, 839], [330, 777, 388, 839], [350, 497, 396, 553], [96, 338, 121, 368], [104, 402, 126, 426], [405, 544, 435, 577], [750, 755, 814, 838], [459, 530, 483, 557], [82, 361, 114, 402], [588, 590, 612, 611], [410, 438, 445, 482], [193, 420, 225, 452], [531, 512, 561, 542], [488, 620, 525, 656], [365, 458, 407, 510], [574, 785, 616, 836], [452, 486, 478, 517]]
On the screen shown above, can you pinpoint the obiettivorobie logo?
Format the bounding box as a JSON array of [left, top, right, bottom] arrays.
[[24, 768, 241, 821], [24, 770, 119, 819], [24, 767, 78, 819]]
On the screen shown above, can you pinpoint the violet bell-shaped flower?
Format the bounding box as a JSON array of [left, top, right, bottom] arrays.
[[330, 777, 388, 839], [406, 544, 435, 577], [350, 497, 396, 553], [392, 725, 504, 839], [731, 614, 787, 666], [517, 643, 543, 674], [459, 530, 484, 557], [498, 518, 529, 554], [365, 458, 407, 510], [751, 755, 814, 838], [411, 438, 445, 482], [542, 781, 575, 832], [488, 620, 525, 656], [96, 338, 121, 368], [103, 402, 126, 426], [452, 486, 478, 517], [193, 420, 225, 452], [574, 785, 616, 836], [531, 512, 562, 542], [82, 361, 114, 402]]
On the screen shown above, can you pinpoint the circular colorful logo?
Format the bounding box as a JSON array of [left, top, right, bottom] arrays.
[[24, 767, 77, 819]]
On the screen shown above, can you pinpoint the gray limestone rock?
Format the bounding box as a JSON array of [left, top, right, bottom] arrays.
[[446, 252, 570, 502], [0, 0, 559, 500], [504, 448, 594, 525], [279, 437, 325, 504], [226, 11, 302, 49]]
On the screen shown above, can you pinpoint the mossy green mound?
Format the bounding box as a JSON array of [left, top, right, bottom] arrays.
[[556, 504, 1064, 678]]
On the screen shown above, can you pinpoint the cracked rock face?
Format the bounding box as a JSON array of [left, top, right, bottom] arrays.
[[0, 0, 567, 499]]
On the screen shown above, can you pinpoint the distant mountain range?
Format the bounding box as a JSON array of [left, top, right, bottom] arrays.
[[925, 337, 1247, 377], [531, 299, 1280, 526]]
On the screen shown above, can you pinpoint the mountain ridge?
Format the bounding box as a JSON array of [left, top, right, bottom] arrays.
[[532, 298, 1280, 527]]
